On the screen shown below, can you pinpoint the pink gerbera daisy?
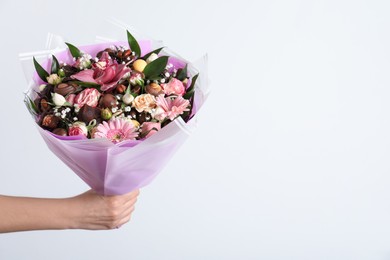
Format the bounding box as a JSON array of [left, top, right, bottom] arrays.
[[155, 94, 190, 121], [94, 118, 139, 143]]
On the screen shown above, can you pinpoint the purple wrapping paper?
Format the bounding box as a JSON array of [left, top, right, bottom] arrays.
[[22, 38, 208, 195]]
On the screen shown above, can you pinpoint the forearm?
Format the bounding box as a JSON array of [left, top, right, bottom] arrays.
[[0, 189, 139, 233], [0, 195, 74, 233]]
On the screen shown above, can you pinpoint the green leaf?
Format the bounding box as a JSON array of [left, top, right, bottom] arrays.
[[127, 30, 141, 57], [24, 95, 38, 116], [183, 73, 199, 100], [176, 64, 188, 81], [143, 47, 164, 60], [33, 57, 49, 82], [51, 55, 60, 74], [65, 42, 81, 58], [143, 56, 169, 79]]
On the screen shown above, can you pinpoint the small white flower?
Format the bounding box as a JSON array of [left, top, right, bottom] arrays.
[[111, 107, 118, 113], [164, 72, 170, 78], [77, 53, 92, 69], [122, 93, 134, 105], [51, 93, 66, 107], [160, 78, 166, 83], [61, 114, 66, 119], [55, 112, 61, 117], [73, 117, 78, 121], [125, 106, 131, 112], [47, 74, 62, 85], [146, 53, 159, 64]]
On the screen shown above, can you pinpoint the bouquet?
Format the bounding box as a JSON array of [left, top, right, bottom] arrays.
[[21, 28, 208, 195]]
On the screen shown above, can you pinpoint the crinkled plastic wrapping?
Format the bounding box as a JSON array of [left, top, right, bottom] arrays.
[[20, 24, 209, 195]]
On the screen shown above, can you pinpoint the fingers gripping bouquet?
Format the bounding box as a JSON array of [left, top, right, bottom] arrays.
[[22, 30, 208, 195]]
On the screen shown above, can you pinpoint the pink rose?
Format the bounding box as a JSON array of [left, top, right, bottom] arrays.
[[162, 78, 185, 96], [66, 94, 76, 106], [74, 88, 101, 108], [133, 94, 156, 113], [140, 122, 161, 138], [68, 122, 88, 137]]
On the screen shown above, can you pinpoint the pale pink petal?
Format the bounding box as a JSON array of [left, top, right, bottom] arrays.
[[111, 64, 131, 82], [71, 70, 97, 83]]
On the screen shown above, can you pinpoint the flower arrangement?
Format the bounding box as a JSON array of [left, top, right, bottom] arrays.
[[26, 30, 198, 144], [22, 28, 207, 195]]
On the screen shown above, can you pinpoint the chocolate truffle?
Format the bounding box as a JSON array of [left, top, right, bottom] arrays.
[[42, 115, 59, 129], [35, 98, 50, 113], [78, 105, 100, 124], [146, 83, 164, 96], [54, 83, 76, 96], [99, 94, 118, 108]]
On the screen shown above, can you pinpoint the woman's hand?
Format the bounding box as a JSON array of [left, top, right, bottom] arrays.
[[69, 189, 140, 230], [0, 189, 140, 233]]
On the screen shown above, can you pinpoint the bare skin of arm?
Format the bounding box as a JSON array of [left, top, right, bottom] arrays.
[[0, 189, 139, 233]]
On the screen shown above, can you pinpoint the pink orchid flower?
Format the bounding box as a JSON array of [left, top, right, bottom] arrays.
[[71, 52, 130, 91]]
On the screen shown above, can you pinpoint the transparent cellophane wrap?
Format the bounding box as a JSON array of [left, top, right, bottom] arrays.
[[19, 23, 209, 195]]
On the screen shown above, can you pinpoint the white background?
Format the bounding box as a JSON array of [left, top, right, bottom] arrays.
[[1, 0, 390, 259]]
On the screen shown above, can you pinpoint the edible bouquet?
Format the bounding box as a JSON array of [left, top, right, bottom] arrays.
[[21, 29, 208, 195]]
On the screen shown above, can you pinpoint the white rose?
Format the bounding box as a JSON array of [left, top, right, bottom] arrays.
[[146, 53, 159, 64], [51, 93, 66, 107], [122, 93, 134, 105], [46, 74, 62, 85]]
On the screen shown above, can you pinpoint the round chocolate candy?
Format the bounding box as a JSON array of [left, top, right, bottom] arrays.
[[133, 59, 147, 73], [79, 105, 100, 123], [42, 115, 59, 129], [146, 83, 163, 96], [99, 94, 118, 108]]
